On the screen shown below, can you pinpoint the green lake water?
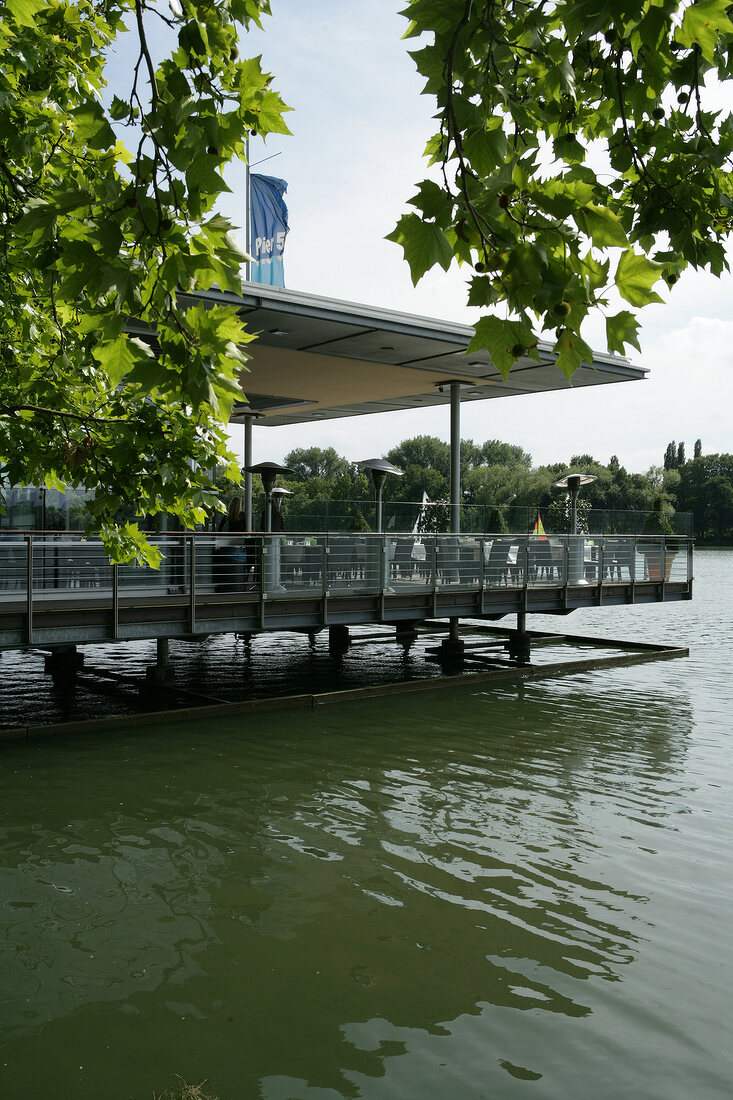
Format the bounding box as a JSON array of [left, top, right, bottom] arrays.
[[0, 550, 731, 1099]]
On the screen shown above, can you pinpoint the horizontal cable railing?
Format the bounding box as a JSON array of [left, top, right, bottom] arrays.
[[0, 532, 694, 608]]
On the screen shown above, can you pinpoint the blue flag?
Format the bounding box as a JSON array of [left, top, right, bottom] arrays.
[[249, 173, 289, 286]]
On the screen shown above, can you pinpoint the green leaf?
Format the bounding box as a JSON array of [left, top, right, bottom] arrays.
[[468, 315, 538, 379], [4, 0, 47, 27], [385, 214, 454, 284], [463, 122, 507, 176], [466, 276, 498, 307], [605, 311, 642, 356], [186, 152, 231, 196], [407, 180, 450, 223], [676, 0, 733, 63], [16, 199, 56, 237], [575, 204, 629, 249], [255, 89, 293, 136], [92, 336, 136, 387], [72, 102, 116, 151], [109, 96, 130, 122], [615, 251, 665, 307], [553, 328, 595, 380]]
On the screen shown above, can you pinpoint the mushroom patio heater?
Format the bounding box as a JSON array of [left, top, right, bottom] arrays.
[[358, 458, 404, 595], [270, 487, 292, 531], [243, 461, 294, 593], [552, 472, 598, 534], [553, 472, 598, 583], [243, 461, 294, 532], [358, 458, 404, 533]]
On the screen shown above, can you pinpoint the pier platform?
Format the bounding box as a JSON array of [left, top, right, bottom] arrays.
[[0, 531, 693, 649]]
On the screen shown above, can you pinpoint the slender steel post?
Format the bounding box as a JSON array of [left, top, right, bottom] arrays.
[[569, 480, 579, 534], [112, 562, 119, 640], [447, 382, 462, 642], [450, 381, 461, 535], [25, 534, 33, 644], [189, 535, 197, 633], [244, 416, 253, 530], [245, 133, 251, 282]]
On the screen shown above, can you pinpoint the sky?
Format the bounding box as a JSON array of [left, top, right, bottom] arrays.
[[116, 0, 733, 475]]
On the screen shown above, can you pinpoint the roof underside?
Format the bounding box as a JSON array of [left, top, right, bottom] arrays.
[[172, 284, 648, 428]]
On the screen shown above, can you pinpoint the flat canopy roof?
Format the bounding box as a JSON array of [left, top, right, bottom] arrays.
[[164, 284, 648, 428]]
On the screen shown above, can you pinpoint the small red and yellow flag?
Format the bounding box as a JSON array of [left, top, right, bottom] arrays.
[[533, 513, 547, 540]]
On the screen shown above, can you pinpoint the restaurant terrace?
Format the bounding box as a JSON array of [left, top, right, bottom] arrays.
[[0, 285, 692, 685]]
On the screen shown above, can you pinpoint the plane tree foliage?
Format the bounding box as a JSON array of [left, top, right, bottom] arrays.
[[284, 446, 352, 483], [230, 435, 733, 537], [4, 0, 732, 560], [389, 0, 733, 378], [0, 0, 289, 562]]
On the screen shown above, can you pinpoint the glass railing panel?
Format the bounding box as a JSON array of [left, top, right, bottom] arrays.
[[33, 538, 112, 593], [0, 539, 28, 593], [599, 536, 635, 583], [510, 538, 527, 587], [0, 531, 692, 609], [667, 546, 687, 582], [435, 536, 460, 585], [118, 539, 171, 591], [407, 537, 433, 588], [484, 537, 515, 589], [637, 539, 666, 582], [527, 536, 561, 586], [326, 535, 365, 593], [263, 534, 325, 596], [455, 537, 482, 587], [387, 535, 430, 590], [188, 533, 259, 596]]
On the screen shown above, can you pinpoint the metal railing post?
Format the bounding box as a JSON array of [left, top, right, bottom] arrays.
[[189, 535, 196, 634], [112, 562, 119, 639], [522, 537, 529, 607], [25, 534, 33, 645]]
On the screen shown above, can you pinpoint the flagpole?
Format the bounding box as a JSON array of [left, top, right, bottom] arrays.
[[245, 132, 251, 283], [243, 133, 252, 523]]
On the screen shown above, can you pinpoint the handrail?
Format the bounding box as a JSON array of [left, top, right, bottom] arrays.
[[0, 533, 694, 610]]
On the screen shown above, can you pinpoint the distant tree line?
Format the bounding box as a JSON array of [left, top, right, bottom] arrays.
[[260, 438, 732, 541]]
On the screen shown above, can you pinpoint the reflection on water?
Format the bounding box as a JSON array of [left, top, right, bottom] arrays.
[[0, 553, 731, 1099]]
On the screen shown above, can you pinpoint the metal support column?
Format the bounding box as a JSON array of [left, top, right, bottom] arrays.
[[245, 133, 251, 283], [450, 380, 461, 536], [146, 636, 174, 685], [508, 608, 531, 663], [449, 381, 461, 645], [44, 645, 84, 678], [244, 416, 253, 531]]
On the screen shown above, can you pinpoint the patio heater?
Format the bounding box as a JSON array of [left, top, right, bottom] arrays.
[[243, 461, 294, 593], [358, 458, 404, 533], [270, 486, 293, 530], [243, 461, 294, 532], [553, 472, 598, 582], [359, 458, 404, 594]]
